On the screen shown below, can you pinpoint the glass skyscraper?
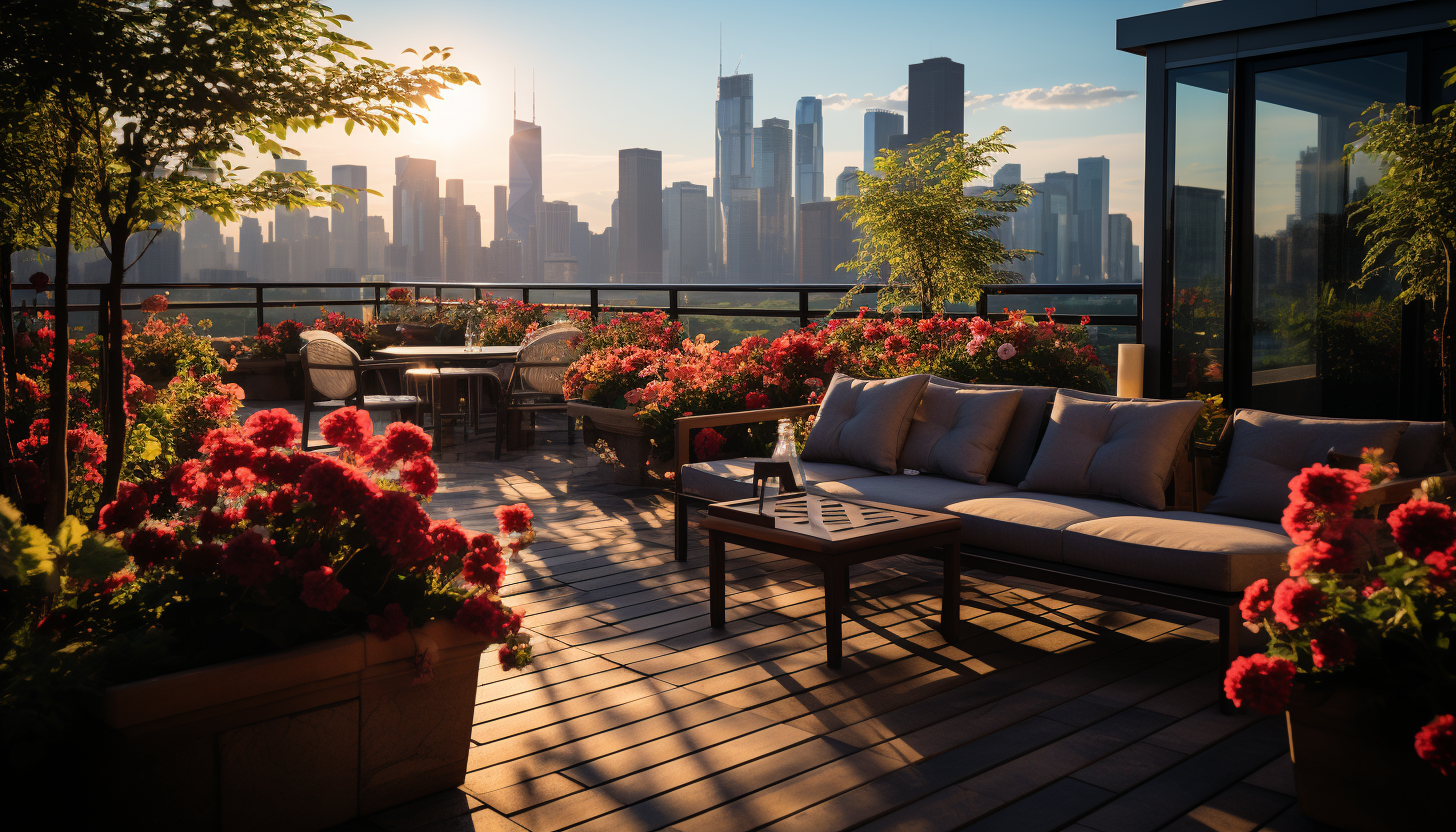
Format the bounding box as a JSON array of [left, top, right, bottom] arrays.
[[754, 117, 794, 283], [508, 119, 542, 246], [663, 181, 710, 283], [835, 167, 860, 197], [331, 165, 368, 279], [794, 96, 824, 210], [908, 57, 964, 143], [393, 156, 441, 280], [618, 148, 663, 283], [715, 73, 753, 280], [1077, 156, 1110, 281], [863, 109, 904, 177]]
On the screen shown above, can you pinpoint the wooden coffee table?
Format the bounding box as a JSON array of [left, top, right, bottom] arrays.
[[702, 494, 962, 668]]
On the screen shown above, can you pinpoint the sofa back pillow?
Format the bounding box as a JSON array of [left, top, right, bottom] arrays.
[[928, 377, 1055, 485], [900, 385, 1023, 484], [1019, 390, 1205, 510], [803, 373, 930, 475], [1205, 410, 1409, 522]]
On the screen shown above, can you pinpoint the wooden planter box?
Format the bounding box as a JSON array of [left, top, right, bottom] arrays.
[[101, 621, 486, 831], [226, 358, 290, 401], [568, 400, 652, 486], [1287, 686, 1455, 832]]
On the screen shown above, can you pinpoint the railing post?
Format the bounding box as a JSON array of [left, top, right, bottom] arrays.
[[589, 287, 599, 320], [255, 286, 264, 334], [668, 288, 679, 322], [373, 285, 381, 321], [799, 289, 810, 329], [522, 287, 530, 305]]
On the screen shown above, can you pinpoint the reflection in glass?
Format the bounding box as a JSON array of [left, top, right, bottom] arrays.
[[1169, 68, 1229, 399], [1251, 54, 1405, 417]]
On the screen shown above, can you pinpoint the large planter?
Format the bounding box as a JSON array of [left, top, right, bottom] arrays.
[[101, 620, 486, 831], [225, 358, 290, 401], [568, 400, 652, 486], [1286, 686, 1455, 832]]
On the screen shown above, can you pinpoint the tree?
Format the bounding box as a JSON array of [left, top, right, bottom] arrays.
[[1346, 88, 1456, 433], [835, 129, 1035, 314]]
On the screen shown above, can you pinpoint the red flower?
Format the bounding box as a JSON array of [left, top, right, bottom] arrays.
[[127, 526, 183, 569], [1387, 499, 1456, 558], [744, 391, 770, 409], [387, 287, 412, 301], [362, 490, 433, 565], [300, 566, 349, 612], [298, 456, 380, 512], [1414, 714, 1456, 776], [1287, 539, 1357, 577], [378, 421, 432, 466], [221, 529, 280, 587], [98, 482, 151, 534], [1425, 550, 1454, 584], [202, 427, 259, 474], [1239, 579, 1273, 624], [243, 408, 303, 450], [454, 595, 516, 641], [319, 406, 373, 452], [429, 519, 470, 560], [139, 294, 168, 314], [461, 534, 506, 589], [199, 394, 236, 420], [399, 456, 439, 497], [498, 637, 532, 671], [368, 603, 410, 639], [99, 571, 135, 595], [495, 503, 533, 536], [197, 508, 245, 542], [1309, 626, 1356, 669], [1272, 578, 1325, 630], [1287, 464, 1366, 514], [169, 459, 220, 509], [1223, 654, 1296, 714], [692, 427, 726, 462]]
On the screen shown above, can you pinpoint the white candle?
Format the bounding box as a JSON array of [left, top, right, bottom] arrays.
[[1117, 343, 1145, 399]]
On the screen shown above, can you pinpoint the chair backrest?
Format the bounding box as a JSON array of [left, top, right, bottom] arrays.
[[515, 323, 582, 396], [300, 331, 360, 401]]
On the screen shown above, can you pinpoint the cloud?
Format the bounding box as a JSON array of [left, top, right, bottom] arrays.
[[819, 85, 908, 112], [1000, 83, 1138, 110]]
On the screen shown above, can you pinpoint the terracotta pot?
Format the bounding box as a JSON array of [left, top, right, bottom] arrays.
[[101, 621, 486, 831], [1286, 686, 1456, 832], [225, 358, 290, 401], [568, 400, 652, 486]]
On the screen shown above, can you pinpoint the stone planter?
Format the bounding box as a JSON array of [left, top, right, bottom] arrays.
[[1286, 686, 1455, 832], [568, 400, 652, 486], [226, 358, 290, 401], [101, 620, 486, 831]]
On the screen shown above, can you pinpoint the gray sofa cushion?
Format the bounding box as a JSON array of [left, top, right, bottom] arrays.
[[680, 458, 880, 503], [899, 386, 1023, 484], [1205, 410, 1409, 522], [929, 377, 1055, 486], [803, 373, 930, 474], [1019, 391, 1204, 510], [1394, 421, 1450, 478], [815, 475, 1015, 511], [1062, 513, 1292, 593], [944, 492, 1162, 561]]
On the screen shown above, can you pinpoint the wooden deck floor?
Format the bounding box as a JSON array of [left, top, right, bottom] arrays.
[[307, 412, 1334, 832]]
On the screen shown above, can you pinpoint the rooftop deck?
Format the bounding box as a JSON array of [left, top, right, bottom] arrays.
[[305, 410, 1333, 832]]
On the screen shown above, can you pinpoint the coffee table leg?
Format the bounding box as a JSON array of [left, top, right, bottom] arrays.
[[824, 563, 846, 668], [709, 532, 726, 629], [941, 540, 960, 639]]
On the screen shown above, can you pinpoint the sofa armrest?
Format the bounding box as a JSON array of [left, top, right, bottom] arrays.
[[1355, 474, 1456, 511], [674, 404, 821, 484]]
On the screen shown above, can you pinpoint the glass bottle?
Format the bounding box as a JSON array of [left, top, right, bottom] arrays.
[[770, 418, 808, 496], [464, 322, 476, 351]]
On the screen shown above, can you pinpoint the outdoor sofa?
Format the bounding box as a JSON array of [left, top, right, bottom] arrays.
[[673, 374, 1452, 672]]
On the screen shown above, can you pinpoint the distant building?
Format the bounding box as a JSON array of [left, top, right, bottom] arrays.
[[331, 165, 368, 279], [907, 57, 964, 143], [1108, 213, 1135, 282], [1077, 156, 1110, 281], [1037, 172, 1079, 283], [798, 201, 856, 283], [486, 238, 523, 282], [364, 216, 387, 275], [835, 167, 860, 198], [393, 156, 441, 279], [443, 178, 469, 282], [794, 96, 824, 213], [182, 210, 223, 280], [618, 148, 663, 282], [493, 185, 508, 241], [727, 187, 759, 282], [536, 200, 575, 277], [260, 240, 291, 283], [587, 231, 609, 282], [127, 223, 181, 283], [715, 73, 754, 280], [239, 217, 262, 280], [663, 181, 710, 282], [305, 216, 330, 281], [273, 158, 310, 244], [863, 109, 904, 177], [754, 118, 794, 282], [508, 119, 542, 244]]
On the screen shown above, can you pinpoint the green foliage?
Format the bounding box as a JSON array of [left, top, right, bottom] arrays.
[[1186, 392, 1229, 446], [126, 311, 232, 382], [837, 129, 1035, 314]]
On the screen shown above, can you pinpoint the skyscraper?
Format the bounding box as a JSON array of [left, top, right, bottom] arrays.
[[1039, 172, 1079, 282], [493, 185, 508, 241], [727, 188, 760, 282], [1108, 213, 1135, 282], [618, 148, 663, 283], [663, 181, 709, 283], [273, 158, 310, 244], [305, 215, 330, 281], [835, 167, 860, 197], [863, 109, 905, 176], [393, 156, 441, 279], [798, 201, 856, 283], [443, 178, 468, 282], [508, 119, 542, 243], [1077, 156, 1110, 281], [907, 57, 964, 143], [182, 210, 223, 280], [128, 223, 181, 282], [365, 216, 387, 276], [331, 165, 368, 278], [754, 117, 794, 282], [794, 96, 824, 212], [715, 73, 753, 280], [992, 164, 1030, 279], [239, 217, 262, 281]]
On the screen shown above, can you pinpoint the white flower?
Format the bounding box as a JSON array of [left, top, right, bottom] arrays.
[[997, 343, 1017, 360]]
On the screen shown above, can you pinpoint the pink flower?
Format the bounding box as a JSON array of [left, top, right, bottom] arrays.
[[399, 456, 439, 497], [996, 343, 1016, 360], [1272, 578, 1324, 630], [300, 566, 348, 612], [1223, 654, 1296, 714], [1414, 714, 1456, 776]]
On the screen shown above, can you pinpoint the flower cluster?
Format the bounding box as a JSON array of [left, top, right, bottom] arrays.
[[244, 319, 306, 360], [1226, 451, 1454, 777], [380, 293, 553, 346], [569, 308, 685, 354], [959, 309, 1110, 390], [125, 306, 234, 381]]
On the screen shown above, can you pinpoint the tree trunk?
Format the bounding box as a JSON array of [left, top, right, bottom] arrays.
[[0, 238, 17, 501], [43, 120, 80, 532], [1441, 242, 1454, 456], [100, 222, 131, 505], [1, 238, 15, 391]]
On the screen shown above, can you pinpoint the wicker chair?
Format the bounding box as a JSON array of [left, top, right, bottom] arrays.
[[496, 322, 582, 458], [299, 331, 422, 451]]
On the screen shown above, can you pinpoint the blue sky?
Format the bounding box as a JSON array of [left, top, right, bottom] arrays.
[[250, 0, 1189, 250]]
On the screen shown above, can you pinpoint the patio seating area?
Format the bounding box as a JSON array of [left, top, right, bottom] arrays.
[[287, 407, 1335, 832]]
